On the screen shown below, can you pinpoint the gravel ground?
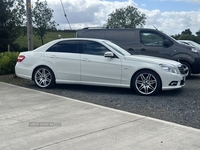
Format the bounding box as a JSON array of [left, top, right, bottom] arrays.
[[0, 74, 200, 129]]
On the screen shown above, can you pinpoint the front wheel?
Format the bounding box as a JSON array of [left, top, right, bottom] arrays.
[[132, 70, 161, 96], [33, 66, 55, 88], [180, 61, 191, 79]]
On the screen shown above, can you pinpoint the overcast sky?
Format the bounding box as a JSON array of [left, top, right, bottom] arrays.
[[31, 0, 200, 36]]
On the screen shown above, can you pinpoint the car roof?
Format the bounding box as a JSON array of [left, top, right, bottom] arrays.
[[33, 38, 112, 52], [54, 38, 109, 42], [80, 27, 154, 30]]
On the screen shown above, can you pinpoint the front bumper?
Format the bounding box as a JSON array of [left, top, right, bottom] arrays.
[[162, 74, 185, 91]]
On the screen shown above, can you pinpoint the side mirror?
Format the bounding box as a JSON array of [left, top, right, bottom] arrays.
[[104, 52, 114, 58], [163, 39, 171, 47]]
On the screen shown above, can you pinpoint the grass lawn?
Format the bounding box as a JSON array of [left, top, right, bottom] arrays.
[[14, 30, 76, 51]]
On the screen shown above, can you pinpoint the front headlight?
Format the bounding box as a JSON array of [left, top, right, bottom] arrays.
[[159, 64, 178, 74], [191, 47, 199, 53]]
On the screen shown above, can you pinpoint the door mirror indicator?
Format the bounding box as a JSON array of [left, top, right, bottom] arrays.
[[104, 52, 114, 58]]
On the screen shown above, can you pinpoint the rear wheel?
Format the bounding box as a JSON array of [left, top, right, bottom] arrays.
[[132, 70, 161, 96], [33, 66, 55, 88]]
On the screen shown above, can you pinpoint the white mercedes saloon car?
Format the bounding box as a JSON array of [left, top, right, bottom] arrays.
[[15, 38, 186, 96]]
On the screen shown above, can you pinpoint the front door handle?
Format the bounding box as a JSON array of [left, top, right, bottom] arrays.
[[127, 48, 135, 54], [50, 55, 56, 58], [141, 48, 146, 51], [128, 48, 134, 51], [83, 58, 90, 62]]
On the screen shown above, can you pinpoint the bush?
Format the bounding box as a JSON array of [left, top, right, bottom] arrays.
[[0, 52, 19, 75]]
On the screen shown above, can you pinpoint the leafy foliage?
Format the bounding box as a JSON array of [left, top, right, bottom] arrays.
[[0, 0, 26, 52], [196, 30, 200, 37], [172, 29, 200, 44], [107, 6, 146, 28], [181, 29, 192, 35], [0, 52, 19, 75], [32, 0, 59, 45]]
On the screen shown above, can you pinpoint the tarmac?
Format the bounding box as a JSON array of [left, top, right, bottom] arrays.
[[0, 81, 200, 150]]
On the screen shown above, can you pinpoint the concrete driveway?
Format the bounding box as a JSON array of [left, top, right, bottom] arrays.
[[0, 82, 200, 150]]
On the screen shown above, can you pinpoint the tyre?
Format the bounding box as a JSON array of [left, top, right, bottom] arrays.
[[180, 61, 191, 79], [33, 66, 55, 88], [132, 70, 161, 96]]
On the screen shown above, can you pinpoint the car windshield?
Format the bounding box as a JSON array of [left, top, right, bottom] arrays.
[[102, 40, 131, 56]]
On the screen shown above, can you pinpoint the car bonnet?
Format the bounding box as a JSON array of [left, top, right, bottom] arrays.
[[124, 55, 181, 66]]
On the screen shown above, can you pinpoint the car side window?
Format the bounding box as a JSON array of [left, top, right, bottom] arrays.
[[140, 31, 165, 46], [46, 40, 79, 53], [82, 41, 109, 56]]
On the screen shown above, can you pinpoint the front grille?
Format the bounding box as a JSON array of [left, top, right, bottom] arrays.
[[178, 65, 185, 74]]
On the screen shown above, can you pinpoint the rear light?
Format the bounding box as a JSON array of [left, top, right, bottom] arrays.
[[17, 55, 25, 62]]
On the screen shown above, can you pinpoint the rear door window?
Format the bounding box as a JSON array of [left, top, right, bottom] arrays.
[[46, 40, 79, 53]]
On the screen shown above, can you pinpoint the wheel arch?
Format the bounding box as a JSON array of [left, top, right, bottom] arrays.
[[171, 54, 194, 64], [171, 54, 193, 74], [130, 69, 162, 90], [179, 60, 192, 74], [31, 65, 56, 81]]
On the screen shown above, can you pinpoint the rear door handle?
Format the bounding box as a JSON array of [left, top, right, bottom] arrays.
[[83, 58, 90, 62]]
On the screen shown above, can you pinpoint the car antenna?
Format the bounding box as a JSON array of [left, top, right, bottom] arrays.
[[153, 25, 158, 30]]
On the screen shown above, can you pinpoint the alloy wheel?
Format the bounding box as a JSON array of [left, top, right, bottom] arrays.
[[34, 67, 53, 88], [182, 64, 189, 77], [134, 71, 160, 95]]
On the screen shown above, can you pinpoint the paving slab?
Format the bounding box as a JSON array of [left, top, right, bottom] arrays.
[[0, 82, 200, 150]]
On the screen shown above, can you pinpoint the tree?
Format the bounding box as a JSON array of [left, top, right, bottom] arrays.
[[0, 0, 26, 52], [171, 29, 200, 44], [171, 34, 181, 40], [196, 30, 200, 37], [181, 29, 192, 35], [32, 0, 58, 45], [178, 34, 197, 42], [106, 6, 146, 28]]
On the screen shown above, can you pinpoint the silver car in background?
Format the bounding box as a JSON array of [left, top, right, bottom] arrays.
[[178, 40, 200, 51]]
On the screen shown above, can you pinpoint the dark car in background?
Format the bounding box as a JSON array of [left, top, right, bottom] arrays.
[[77, 28, 200, 78]]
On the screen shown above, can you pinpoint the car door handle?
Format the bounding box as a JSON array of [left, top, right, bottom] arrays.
[[141, 48, 146, 51], [83, 58, 90, 62], [50, 55, 56, 58], [128, 48, 134, 51]]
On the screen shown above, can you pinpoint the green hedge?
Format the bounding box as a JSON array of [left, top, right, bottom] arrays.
[[0, 52, 19, 75]]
